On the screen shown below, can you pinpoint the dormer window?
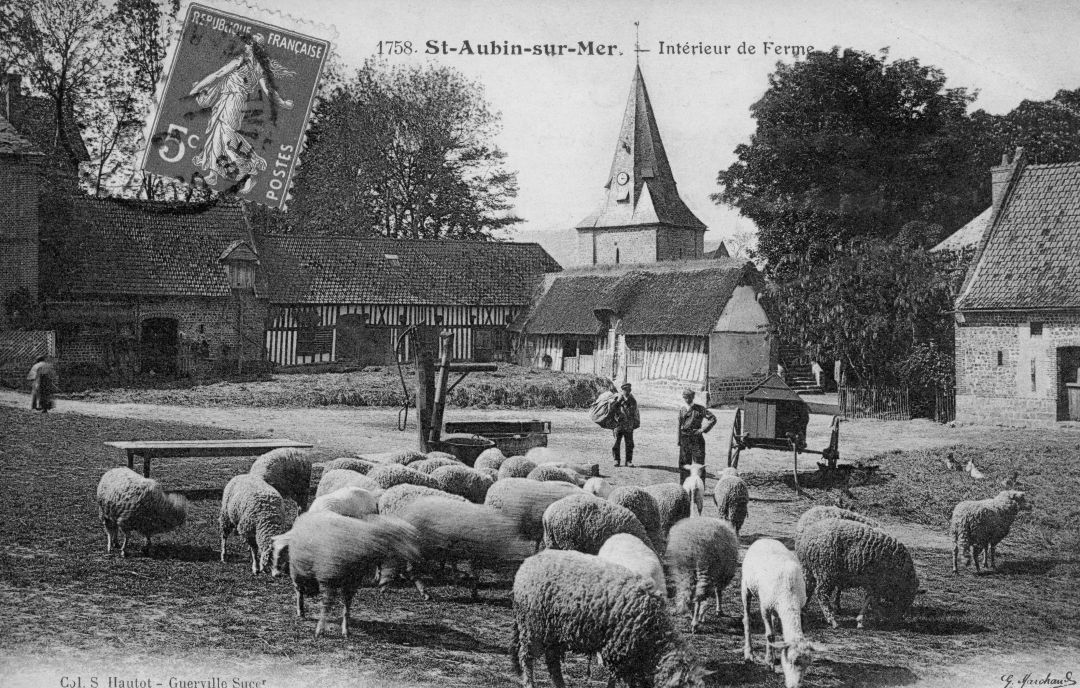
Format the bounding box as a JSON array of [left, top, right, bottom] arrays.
[[218, 240, 259, 292]]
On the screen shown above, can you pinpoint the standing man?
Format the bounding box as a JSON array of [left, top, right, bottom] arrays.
[[611, 382, 640, 467], [677, 388, 715, 483]]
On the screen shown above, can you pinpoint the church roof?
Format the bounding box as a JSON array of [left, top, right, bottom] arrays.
[[576, 66, 707, 232]]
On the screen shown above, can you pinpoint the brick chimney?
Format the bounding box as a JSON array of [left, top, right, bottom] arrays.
[[991, 146, 1025, 209], [4, 73, 20, 121]]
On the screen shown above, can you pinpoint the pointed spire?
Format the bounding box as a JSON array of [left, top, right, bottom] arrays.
[[576, 65, 706, 231]]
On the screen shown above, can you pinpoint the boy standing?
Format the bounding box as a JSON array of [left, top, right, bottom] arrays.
[[677, 388, 715, 483]]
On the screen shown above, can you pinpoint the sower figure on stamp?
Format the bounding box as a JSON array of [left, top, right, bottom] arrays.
[[611, 383, 640, 467], [677, 388, 715, 483]]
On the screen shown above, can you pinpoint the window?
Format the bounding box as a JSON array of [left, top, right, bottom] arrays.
[[1031, 359, 1037, 392], [562, 340, 578, 359], [578, 339, 594, 356], [297, 326, 333, 357], [1030, 321, 1043, 337], [615, 247, 620, 264], [997, 350, 1003, 366]]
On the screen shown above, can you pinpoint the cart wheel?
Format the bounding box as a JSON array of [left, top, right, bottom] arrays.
[[791, 440, 801, 496]]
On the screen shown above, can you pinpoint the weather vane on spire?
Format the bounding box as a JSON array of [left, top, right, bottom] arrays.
[[634, 21, 649, 64]]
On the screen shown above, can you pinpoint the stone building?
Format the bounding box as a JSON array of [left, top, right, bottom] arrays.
[[955, 148, 1080, 426]]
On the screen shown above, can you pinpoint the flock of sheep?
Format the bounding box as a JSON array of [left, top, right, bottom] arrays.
[[94, 444, 1033, 688]]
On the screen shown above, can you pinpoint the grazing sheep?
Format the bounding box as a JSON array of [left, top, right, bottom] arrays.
[[249, 447, 313, 512], [367, 463, 440, 491], [430, 464, 494, 503], [220, 473, 288, 575], [307, 487, 379, 519], [270, 511, 421, 638], [526, 463, 581, 485], [392, 495, 532, 600], [683, 463, 706, 517], [411, 457, 462, 475], [666, 517, 739, 633], [542, 493, 654, 555], [323, 457, 376, 475], [795, 506, 881, 536], [426, 451, 459, 462], [598, 533, 666, 591], [484, 477, 581, 548], [377, 484, 465, 516], [367, 449, 428, 466], [96, 467, 188, 557], [473, 447, 507, 473], [644, 482, 692, 536], [712, 467, 749, 534], [498, 456, 536, 480], [475, 465, 500, 483], [741, 538, 814, 688], [315, 468, 382, 498], [950, 490, 1032, 574], [608, 485, 666, 554], [583, 477, 614, 498], [510, 549, 708, 688], [795, 519, 918, 629]]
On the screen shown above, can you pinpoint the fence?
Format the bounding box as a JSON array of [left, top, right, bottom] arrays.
[[931, 385, 956, 423], [838, 386, 911, 421], [0, 330, 56, 387]]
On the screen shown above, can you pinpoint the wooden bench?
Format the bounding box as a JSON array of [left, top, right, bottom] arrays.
[[104, 439, 314, 478]]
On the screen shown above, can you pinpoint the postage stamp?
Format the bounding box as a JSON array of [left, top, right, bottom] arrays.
[[141, 2, 329, 209]]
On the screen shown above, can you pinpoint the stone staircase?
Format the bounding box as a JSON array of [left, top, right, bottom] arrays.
[[784, 363, 823, 394]]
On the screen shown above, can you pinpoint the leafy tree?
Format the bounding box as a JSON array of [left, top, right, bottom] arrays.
[[289, 60, 521, 239], [713, 47, 982, 277]]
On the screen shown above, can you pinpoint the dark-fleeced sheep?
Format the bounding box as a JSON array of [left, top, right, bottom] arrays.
[[666, 516, 739, 633], [367, 463, 440, 491], [96, 467, 188, 557], [713, 467, 749, 534], [249, 447, 313, 512], [608, 485, 666, 554], [542, 493, 654, 555], [950, 490, 1032, 574]]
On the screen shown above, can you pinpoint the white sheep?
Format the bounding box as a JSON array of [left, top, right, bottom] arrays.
[[608, 485, 666, 554], [411, 456, 462, 475], [96, 467, 188, 557], [683, 463, 706, 517], [425, 450, 459, 462], [598, 533, 666, 591], [713, 467, 749, 534], [795, 518, 919, 629], [795, 505, 881, 536], [583, 477, 614, 498], [741, 538, 814, 688], [249, 447, 313, 512], [526, 463, 581, 485], [430, 464, 494, 503], [366, 448, 427, 465], [643, 482, 692, 536], [665, 516, 739, 633], [542, 493, 654, 555], [307, 486, 379, 519], [270, 511, 421, 638], [510, 549, 708, 688], [377, 483, 466, 516], [473, 447, 507, 473], [498, 456, 536, 480], [220, 473, 288, 575], [484, 477, 582, 548], [322, 457, 376, 474], [367, 463, 440, 491], [315, 468, 382, 498], [950, 490, 1032, 574]]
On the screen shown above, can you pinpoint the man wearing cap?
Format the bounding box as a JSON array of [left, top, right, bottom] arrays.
[[611, 382, 640, 467], [677, 388, 716, 483]]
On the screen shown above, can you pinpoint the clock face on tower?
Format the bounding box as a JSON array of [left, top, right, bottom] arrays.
[[617, 172, 629, 185]]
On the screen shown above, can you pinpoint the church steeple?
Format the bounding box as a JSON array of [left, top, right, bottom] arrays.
[[576, 64, 707, 265]]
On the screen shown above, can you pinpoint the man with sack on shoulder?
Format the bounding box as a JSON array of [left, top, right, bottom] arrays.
[[611, 382, 640, 467]]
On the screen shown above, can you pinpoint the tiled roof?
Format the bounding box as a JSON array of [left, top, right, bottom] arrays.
[[576, 66, 707, 232], [258, 235, 562, 306], [0, 112, 41, 156], [53, 197, 254, 298], [932, 206, 991, 253], [516, 259, 753, 336], [958, 161, 1080, 310]]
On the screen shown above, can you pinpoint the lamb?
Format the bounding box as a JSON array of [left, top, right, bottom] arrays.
[[411, 457, 462, 475], [377, 483, 466, 516], [391, 495, 532, 600], [483, 477, 581, 548], [270, 511, 421, 638], [665, 516, 739, 633], [315, 468, 382, 498], [598, 533, 666, 591], [367, 463, 440, 491], [644, 482, 692, 537], [608, 485, 666, 554], [683, 463, 706, 517], [795, 505, 881, 536], [582, 477, 614, 498], [795, 518, 918, 629], [430, 464, 494, 503], [473, 447, 507, 472], [526, 463, 581, 485], [950, 490, 1032, 574], [322, 457, 376, 475], [542, 493, 654, 555], [249, 447, 313, 512], [741, 538, 814, 688], [498, 456, 536, 480], [220, 473, 288, 574], [510, 549, 708, 688], [96, 467, 188, 557], [713, 467, 749, 534], [307, 486, 379, 519]]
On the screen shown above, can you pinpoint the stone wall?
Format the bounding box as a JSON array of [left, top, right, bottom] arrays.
[[709, 373, 769, 405], [655, 226, 703, 261]]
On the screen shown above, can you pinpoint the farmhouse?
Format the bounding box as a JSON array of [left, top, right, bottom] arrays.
[[955, 147, 1080, 426], [258, 235, 560, 366]]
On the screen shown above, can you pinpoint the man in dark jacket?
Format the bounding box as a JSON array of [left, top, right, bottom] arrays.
[[677, 388, 715, 483], [612, 383, 640, 467]]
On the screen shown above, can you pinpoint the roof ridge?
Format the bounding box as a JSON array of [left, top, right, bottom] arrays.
[[258, 232, 545, 248]]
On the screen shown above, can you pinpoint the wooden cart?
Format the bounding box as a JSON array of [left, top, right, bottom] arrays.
[[726, 374, 841, 492]]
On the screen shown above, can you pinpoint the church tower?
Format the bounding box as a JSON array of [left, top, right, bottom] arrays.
[[576, 65, 707, 265]]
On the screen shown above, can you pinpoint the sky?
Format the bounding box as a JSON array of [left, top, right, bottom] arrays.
[[247, 0, 1080, 260]]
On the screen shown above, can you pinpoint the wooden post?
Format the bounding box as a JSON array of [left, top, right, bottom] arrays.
[[413, 324, 439, 452], [429, 330, 454, 447]]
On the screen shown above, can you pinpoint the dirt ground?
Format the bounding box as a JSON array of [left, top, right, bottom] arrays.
[[1, 390, 1077, 688]]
